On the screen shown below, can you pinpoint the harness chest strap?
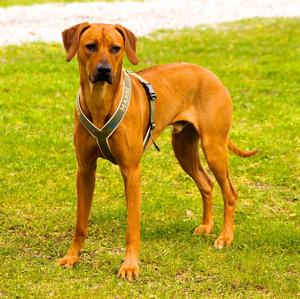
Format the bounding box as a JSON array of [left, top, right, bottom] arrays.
[[76, 70, 158, 165], [76, 70, 131, 164]]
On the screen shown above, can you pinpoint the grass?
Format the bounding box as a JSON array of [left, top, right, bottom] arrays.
[[0, 0, 136, 7], [0, 18, 299, 298]]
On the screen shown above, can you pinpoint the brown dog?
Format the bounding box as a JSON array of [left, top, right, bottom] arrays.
[[57, 22, 257, 280]]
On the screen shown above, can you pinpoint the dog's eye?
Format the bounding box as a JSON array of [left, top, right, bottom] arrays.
[[86, 43, 97, 52], [111, 46, 121, 54]]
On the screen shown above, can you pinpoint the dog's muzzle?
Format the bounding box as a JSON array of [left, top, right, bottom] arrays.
[[90, 63, 113, 84]]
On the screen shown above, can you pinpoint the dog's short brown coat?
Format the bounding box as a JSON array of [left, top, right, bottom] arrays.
[[57, 23, 257, 280]]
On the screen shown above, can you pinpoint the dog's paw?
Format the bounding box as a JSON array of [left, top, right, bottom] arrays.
[[117, 260, 139, 281], [193, 224, 213, 235], [56, 254, 79, 268], [214, 234, 233, 249]]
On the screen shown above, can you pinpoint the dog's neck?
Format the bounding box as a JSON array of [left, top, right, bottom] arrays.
[[79, 68, 123, 128]]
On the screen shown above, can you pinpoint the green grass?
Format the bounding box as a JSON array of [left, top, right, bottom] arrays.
[[0, 18, 299, 298], [0, 0, 136, 7]]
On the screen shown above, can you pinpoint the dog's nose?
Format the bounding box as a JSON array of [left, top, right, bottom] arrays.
[[96, 64, 112, 74]]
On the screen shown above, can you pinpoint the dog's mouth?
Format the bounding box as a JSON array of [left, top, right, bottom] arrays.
[[89, 73, 113, 85]]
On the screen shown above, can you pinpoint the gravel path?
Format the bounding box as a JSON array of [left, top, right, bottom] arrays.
[[0, 0, 299, 45]]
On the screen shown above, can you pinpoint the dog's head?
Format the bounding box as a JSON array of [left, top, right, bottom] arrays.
[[62, 23, 138, 84]]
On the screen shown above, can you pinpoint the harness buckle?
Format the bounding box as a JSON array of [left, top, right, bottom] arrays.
[[145, 83, 157, 100]]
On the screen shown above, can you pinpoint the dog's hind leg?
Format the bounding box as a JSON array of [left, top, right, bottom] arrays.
[[171, 123, 214, 235], [201, 135, 238, 249]]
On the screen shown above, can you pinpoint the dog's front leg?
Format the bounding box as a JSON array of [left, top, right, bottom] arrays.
[[57, 158, 97, 267], [118, 164, 141, 281]]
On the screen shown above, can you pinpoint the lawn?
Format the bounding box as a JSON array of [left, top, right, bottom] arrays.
[[0, 0, 137, 7], [0, 18, 299, 298]]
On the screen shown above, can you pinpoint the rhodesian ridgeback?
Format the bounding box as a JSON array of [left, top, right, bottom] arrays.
[[57, 22, 257, 280]]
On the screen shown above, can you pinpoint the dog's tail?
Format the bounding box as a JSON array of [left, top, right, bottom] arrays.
[[227, 138, 258, 157]]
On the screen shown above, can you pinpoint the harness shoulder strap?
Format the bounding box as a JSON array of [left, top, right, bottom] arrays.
[[128, 71, 160, 151]]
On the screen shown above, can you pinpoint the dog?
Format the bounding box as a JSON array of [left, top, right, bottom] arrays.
[[57, 22, 257, 280]]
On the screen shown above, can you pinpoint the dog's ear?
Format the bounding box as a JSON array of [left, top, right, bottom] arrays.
[[115, 24, 139, 65], [62, 22, 91, 62]]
